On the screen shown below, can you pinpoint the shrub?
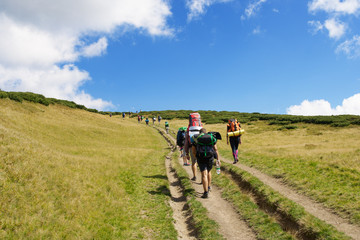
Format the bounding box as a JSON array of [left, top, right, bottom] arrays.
[[277, 125, 298, 131], [0, 91, 8, 99], [8, 92, 23, 102], [331, 121, 350, 127]]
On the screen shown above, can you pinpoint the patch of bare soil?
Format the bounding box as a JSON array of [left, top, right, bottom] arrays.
[[222, 156, 360, 240]]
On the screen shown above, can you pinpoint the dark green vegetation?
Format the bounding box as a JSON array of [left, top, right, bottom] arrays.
[[2, 90, 360, 127], [140, 110, 360, 127]]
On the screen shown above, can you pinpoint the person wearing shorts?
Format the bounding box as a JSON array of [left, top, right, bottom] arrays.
[[192, 128, 220, 199]]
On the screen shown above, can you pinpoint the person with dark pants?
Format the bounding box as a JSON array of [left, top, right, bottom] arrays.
[[228, 136, 241, 163], [227, 119, 242, 164]]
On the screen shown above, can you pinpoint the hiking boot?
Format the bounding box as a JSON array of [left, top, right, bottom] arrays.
[[191, 176, 196, 181], [208, 186, 211, 192], [201, 191, 209, 199]]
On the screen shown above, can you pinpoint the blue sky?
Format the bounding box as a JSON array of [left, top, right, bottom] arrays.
[[1, 0, 360, 115]]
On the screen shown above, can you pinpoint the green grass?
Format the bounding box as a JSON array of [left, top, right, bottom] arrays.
[[216, 163, 350, 240], [0, 99, 177, 239], [230, 151, 360, 225], [212, 167, 294, 240]]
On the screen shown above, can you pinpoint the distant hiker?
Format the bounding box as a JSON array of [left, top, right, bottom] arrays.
[[141, 115, 144, 122], [165, 121, 170, 134], [145, 118, 149, 125], [138, 115, 141, 123], [158, 116, 162, 125], [110, 113, 112, 117], [177, 127, 189, 166], [122, 112, 125, 119], [227, 119, 242, 164], [185, 112, 203, 181], [152, 117, 156, 125], [192, 128, 220, 199]]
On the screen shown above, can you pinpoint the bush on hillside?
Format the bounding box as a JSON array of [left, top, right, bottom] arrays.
[[1, 91, 99, 114], [0, 91, 8, 99], [140, 110, 360, 128]]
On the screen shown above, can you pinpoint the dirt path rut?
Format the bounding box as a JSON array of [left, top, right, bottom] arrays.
[[180, 158, 256, 240], [220, 156, 360, 240], [165, 152, 196, 239]]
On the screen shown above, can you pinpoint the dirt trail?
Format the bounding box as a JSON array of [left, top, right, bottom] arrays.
[[179, 157, 256, 240], [221, 156, 360, 240], [165, 152, 196, 239], [160, 128, 256, 240]]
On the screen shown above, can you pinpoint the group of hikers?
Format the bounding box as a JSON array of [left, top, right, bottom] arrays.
[[137, 115, 165, 126], [129, 111, 243, 198], [176, 112, 243, 198]]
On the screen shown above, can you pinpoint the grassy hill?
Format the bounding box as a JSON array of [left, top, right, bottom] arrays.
[[1, 91, 360, 238], [0, 98, 177, 239]]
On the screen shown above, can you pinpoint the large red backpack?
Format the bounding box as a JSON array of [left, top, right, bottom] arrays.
[[228, 119, 241, 132], [189, 112, 202, 127]]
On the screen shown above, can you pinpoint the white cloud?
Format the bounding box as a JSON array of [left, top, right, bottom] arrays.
[[242, 0, 267, 20], [81, 37, 108, 58], [0, 0, 173, 110], [186, 0, 232, 21], [336, 35, 360, 58], [287, 93, 360, 115], [0, 64, 113, 110], [324, 18, 346, 39], [252, 26, 262, 35], [272, 8, 280, 13], [308, 0, 360, 15], [308, 20, 324, 34], [308, 0, 360, 56]]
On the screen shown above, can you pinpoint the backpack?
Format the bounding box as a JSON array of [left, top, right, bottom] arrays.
[[176, 128, 186, 147], [189, 112, 202, 127], [194, 133, 217, 162], [228, 119, 241, 132], [208, 131, 222, 140], [165, 121, 169, 127]]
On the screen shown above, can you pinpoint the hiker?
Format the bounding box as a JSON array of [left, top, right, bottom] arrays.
[[177, 127, 189, 166], [122, 112, 125, 119], [185, 112, 203, 181], [192, 128, 220, 198], [152, 117, 156, 125], [158, 116, 162, 125], [145, 117, 149, 125], [227, 119, 242, 164], [138, 115, 141, 123], [165, 121, 170, 134]]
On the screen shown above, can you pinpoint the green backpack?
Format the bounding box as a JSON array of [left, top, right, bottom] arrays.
[[194, 133, 217, 161]]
